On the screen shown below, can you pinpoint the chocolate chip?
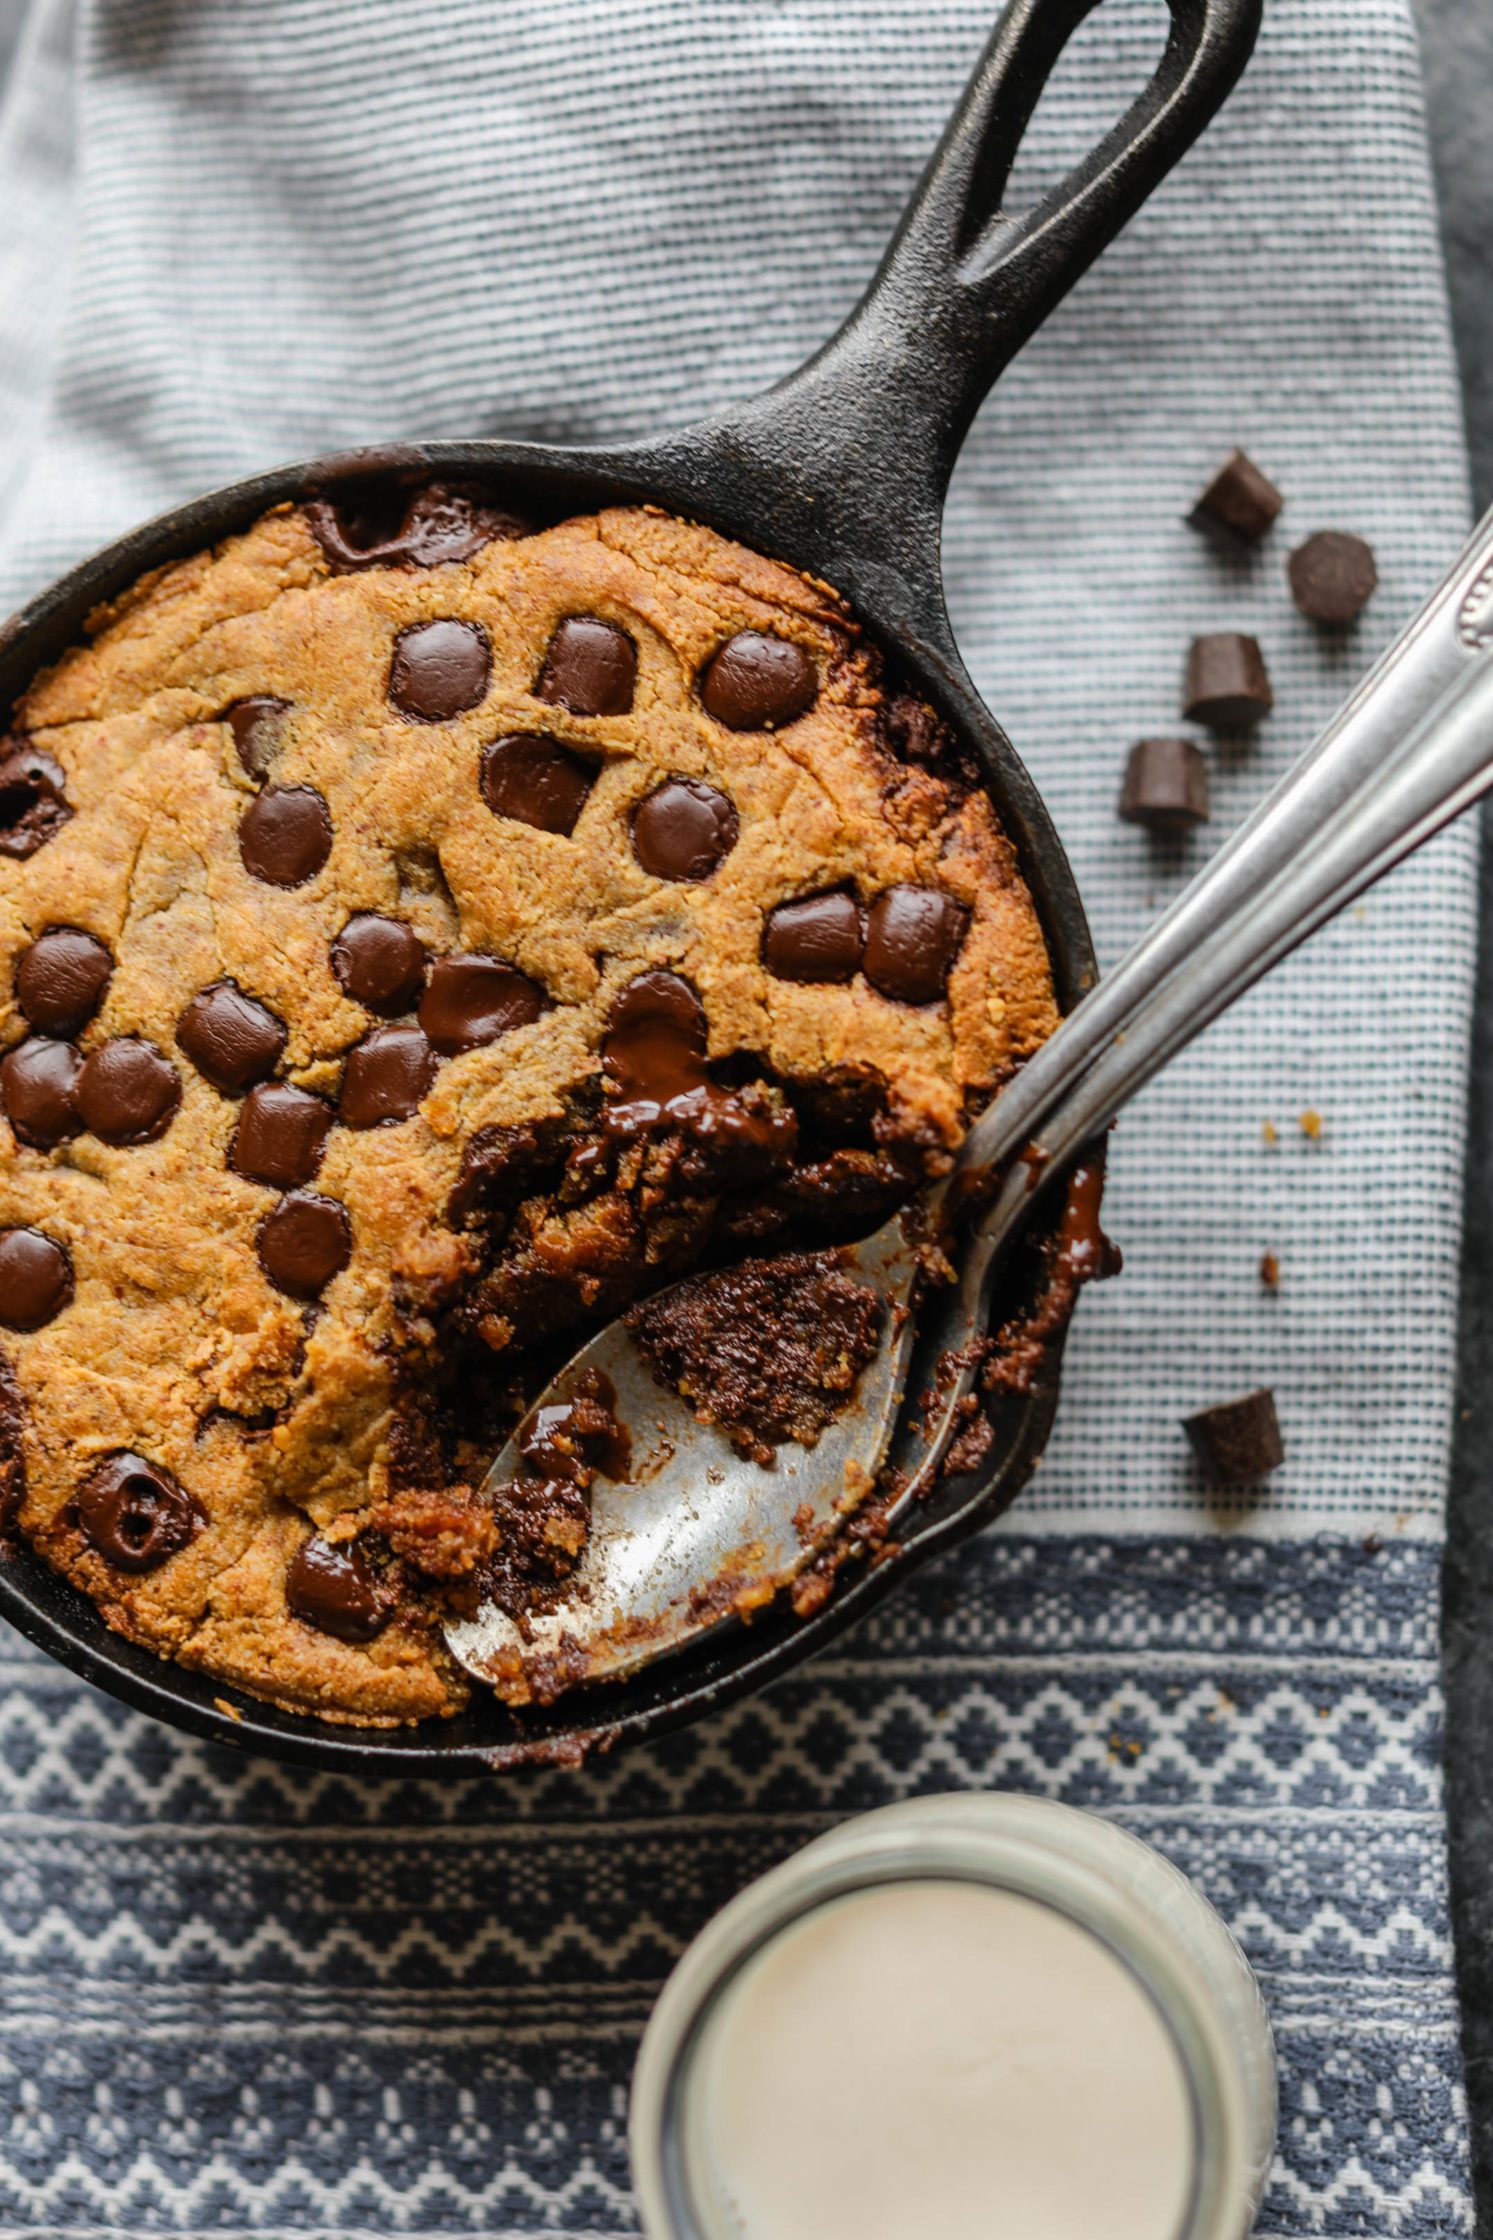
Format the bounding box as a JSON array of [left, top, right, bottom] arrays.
[[479, 733, 596, 836], [330, 913, 428, 1016], [603, 970, 708, 1094], [1183, 1388, 1285, 1486], [1288, 531, 1378, 626], [631, 776, 739, 882], [257, 1190, 352, 1299], [15, 927, 112, 1038], [863, 887, 968, 1005], [231, 1083, 334, 1189], [535, 617, 636, 717], [388, 619, 492, 721], [238, 784, 334, 887], [307, 480, 527, 573], [1118, 739, 1210, 833], [0, 740, 72, 859], [176, 981, 287, 1095], [1, 1038, 82, 1149], [700, 632, 817, 731], [285, 1533, 387, 1642], [0, 1227, 74, 1331], [418, 955, 547, 1057], [764, 891, 865, 983], [75, 1039, 181, 1146], [225, 695, 291, 780], [1188, 450, 1283, 548], [1183, 634, 1273, 730], [339, 1022, 439, 1128], [76, 1452, 203, 1572]]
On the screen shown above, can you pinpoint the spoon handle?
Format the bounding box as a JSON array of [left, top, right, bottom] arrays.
[[961, 499, 1493, 1183], [990, 645, 1493, 1226]]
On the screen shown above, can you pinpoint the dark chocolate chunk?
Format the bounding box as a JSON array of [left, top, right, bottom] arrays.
[[631, 776, 739, 882], [479, 733, 596, 836], [75, 1039, 181, 1146], [1, 1037, 82, 1149], [238, 784, 333, 887], [15, 927, 112, 1038], [1183, 634, 1273, 730], [1288, 531, 1378, 626], [764, 891, 865, 983], [1183, 1387, 1285, 1486], [225, 695, 292, 780], [1118, 739, 1210, 833], [604, 970, 708, 1093], [535, 617, 636, 717], [257, 1190, 353, 1299], [0, 739, 72, 859], [0, 1227, 74, 1331], [863, 886, 968, 1005], [700, 632, 817, 731], [307, 480, 527, 573], [231, 1083, 334, 1190], [1188, 450, 1283, 547], [285, 1533, 387, 1642], [339, 1022, 439, 1127], [388, 618, 492, 721], [76, 1452, 203, 1572], [176, 981, 287, 1095], [418, 954, 547, 1056], [330, 913, 427, 1016]]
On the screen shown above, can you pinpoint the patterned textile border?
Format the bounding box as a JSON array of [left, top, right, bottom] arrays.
[[0, 1530, 1468, 2235]]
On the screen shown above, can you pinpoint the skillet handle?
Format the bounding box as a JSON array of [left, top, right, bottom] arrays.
[[653, 0, 1261, 627], [878, 0, 1263, 450]]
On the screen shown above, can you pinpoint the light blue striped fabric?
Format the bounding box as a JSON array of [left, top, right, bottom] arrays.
[[0, 0, 1477, 2231]]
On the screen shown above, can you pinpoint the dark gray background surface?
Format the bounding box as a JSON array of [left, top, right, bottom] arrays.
[[0, 0, 1490, 2224]]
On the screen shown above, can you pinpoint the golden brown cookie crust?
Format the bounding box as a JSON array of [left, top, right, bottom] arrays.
[[0, 499, 1057, 1726]]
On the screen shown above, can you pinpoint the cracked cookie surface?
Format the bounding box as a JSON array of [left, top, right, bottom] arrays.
[[0, 491, 1057, 1726]]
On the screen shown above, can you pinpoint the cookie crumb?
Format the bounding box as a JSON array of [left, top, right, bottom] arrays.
[[1299, 1109, 1323, 1140], [1259, 1251, 1280, 1290]]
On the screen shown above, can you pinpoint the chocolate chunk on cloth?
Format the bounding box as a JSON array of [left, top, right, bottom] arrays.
[[1119, 739, 1210, 832], [1184, 633, 1273, 730], [1288, 531, 1378, 625], [1188, 449, 1283, 547], [1184, 1387, 1285, 1485]]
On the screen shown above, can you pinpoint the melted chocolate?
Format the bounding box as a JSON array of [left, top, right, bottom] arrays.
[[519, 1367, 631, 1486], [862, 886, 968, 1005], [176, 981, 287, 1095], [631, 776, 739, 882], [1, 1038, 82, 1149], [0, 739, 72, 859], [225, 695, 291, 780], [307, 480, 527, 572], [76, 1453, 203, 1572], [418, 955, 547, 1057], [239, 785, 333, 887], [0, 1227, 74, 1331], [285, 1533, 388, 1642], [231, 1083, 334, 1190], [601, 971, 796, 1168], [700, 631, 817, 731], [74, 1039, 181, 1146], [764, 891, 865, 983], [535, 617, 636, 717], [257, 1191, 352, 1299], [330, 913, 427, 1016], [480, 733, 596, 835], [388, 618, 492, 721], [339, 1022, 440, 1128], [15, 928, 112, 1038]]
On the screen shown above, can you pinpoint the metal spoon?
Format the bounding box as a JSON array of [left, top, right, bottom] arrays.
[[447, 514, 1493, 1709]]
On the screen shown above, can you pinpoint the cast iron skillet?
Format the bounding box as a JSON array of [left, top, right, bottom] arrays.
[[0, 0, 1261, 1772]]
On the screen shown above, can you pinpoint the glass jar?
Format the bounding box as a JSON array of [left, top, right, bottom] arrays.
[[630, 1791, 1277, 2240]]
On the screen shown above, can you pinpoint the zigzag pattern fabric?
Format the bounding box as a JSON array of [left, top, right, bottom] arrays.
[[0, 0, 1477, 2230]]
